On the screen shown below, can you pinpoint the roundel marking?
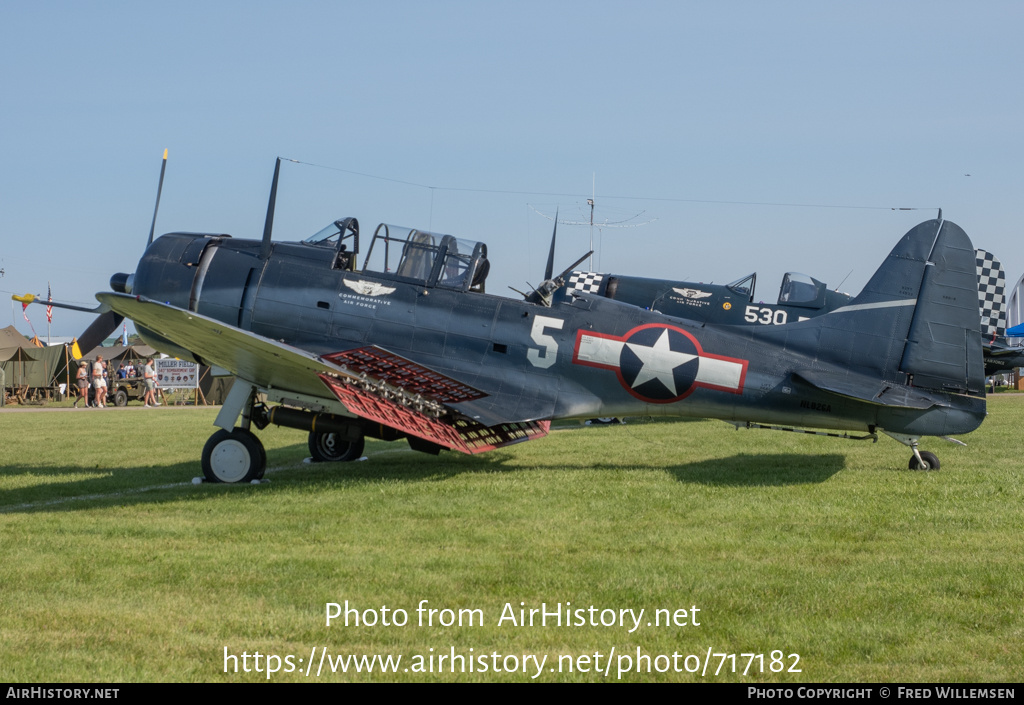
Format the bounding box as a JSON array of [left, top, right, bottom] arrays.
[[572, 323, 748, 404]]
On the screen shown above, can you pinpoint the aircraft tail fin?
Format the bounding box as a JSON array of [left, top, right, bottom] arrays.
[[899, 221, 984, 393], [817, 219, 984, 395]]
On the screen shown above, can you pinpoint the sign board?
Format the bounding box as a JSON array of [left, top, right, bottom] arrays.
[[155, 358, 199, 389]]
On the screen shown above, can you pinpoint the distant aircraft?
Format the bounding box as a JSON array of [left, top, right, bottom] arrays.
[[555, 269, 851, 327], [556, 248, 1024, 376], [19, 160, 986, 480]]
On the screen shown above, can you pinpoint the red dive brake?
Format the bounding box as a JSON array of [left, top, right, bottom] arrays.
[[320, 347, 550, 454]]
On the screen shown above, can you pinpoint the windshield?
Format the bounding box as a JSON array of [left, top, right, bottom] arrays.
[[304, 220, 345, 245], [302, 218, 359, 270], [726, 273, 756, 301]]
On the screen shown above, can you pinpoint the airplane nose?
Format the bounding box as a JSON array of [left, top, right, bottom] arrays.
[[110, 272, 134, 294]]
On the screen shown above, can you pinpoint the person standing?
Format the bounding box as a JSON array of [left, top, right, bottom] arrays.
[[74, 361, 89, 409], [93, 355, 107, 408], [143, 358, 158, 407]]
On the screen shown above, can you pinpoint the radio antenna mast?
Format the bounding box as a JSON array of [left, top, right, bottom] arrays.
[[588, 173, 595, 269], [530, 174, 654, 271]]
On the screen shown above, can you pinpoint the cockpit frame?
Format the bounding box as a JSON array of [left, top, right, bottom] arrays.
[[302, 217, 360, 272], [361, 223, 489, 292]]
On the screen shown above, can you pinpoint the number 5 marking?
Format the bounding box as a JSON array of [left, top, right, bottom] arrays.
[[527, 315, 564, 368]]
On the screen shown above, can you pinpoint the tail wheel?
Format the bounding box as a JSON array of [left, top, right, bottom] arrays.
[[909, 450, 940, 471], [308, 431, 365, 463], [202, 428, 266, 483]]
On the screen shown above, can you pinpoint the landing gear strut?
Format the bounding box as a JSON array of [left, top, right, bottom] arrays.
[[884, 432, 941, 471], [201, 383, 268, 483], [201, 428, 267, 483], [200, 381, 370, 480], [908, 450, 940, 471]]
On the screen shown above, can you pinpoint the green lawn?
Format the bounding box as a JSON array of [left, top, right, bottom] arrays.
[[1, 399, 1022, 682]]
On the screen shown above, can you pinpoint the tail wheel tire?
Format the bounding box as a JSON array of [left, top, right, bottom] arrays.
[[308, 431, 365, 463], [909, 450, 940, 471], [202, 428, 266, 483]]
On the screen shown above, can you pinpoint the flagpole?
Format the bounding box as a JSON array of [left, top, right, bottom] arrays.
[[46, 282, 52, 346]]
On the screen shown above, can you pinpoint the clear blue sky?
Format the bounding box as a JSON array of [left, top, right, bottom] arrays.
[[3, 1, 1022, 338]]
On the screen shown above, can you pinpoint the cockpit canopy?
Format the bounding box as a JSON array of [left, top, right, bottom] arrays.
[[302, 219, 490, 292], [778, 272, 827, 308], [362, 224, 489, 292]]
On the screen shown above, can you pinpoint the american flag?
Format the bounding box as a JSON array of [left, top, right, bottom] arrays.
[[46, 284, 53, 324]]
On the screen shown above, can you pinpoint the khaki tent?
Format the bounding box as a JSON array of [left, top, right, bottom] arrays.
[[1, 327, 76, 399], [80, 343, 158, 362], [0, 329, 42, 388], [1, 344, 69, 392], [0, 325, 34, 348]]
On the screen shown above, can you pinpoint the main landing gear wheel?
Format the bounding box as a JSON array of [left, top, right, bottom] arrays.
[[909, 450, 940, 471], [308, 431, 364, 463], [202, 428, 267, 483]]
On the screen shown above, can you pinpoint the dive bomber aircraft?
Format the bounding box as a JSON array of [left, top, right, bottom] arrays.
[[21, 160, 987, 481]]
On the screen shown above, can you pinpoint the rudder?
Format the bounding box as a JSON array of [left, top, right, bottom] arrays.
[[899, 220, 984, 394]]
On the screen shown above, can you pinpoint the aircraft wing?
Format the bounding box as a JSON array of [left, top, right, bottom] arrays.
[[96, 293, 549, 454], [99, 293, 355, 398]]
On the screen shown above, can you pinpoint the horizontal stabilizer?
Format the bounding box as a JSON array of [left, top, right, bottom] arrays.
[[793, 369, 951, 410]]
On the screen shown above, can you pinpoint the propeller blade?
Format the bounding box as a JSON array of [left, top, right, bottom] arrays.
[[544, 208, 558, 281], [74, 311, 125, 359], [556, 250, 594, 284], [523, 249, 593, 306], [260, 157, 282, 259], [146, 149, 168, 247], [11, 293, 106, 314]]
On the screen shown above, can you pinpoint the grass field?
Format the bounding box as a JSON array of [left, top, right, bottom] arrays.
[[1, 398, 1022, 682]]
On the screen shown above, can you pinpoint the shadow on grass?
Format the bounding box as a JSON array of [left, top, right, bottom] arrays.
[[1, 437, 846, 513], [0, 441, 499, 514], [664, 453, 845, 486]]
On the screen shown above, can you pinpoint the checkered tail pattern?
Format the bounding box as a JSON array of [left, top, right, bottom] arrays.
[[976, 249, 1007, 340]]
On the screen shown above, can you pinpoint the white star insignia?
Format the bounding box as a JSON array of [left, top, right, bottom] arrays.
[[625, 329, 696, 395]]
